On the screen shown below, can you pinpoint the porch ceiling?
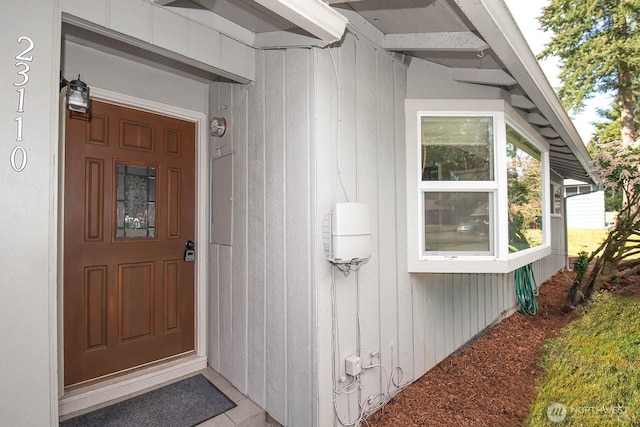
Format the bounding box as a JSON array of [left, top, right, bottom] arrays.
[[155, 0, 597, 184]]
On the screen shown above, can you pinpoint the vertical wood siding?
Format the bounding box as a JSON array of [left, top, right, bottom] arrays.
[[208, 39, 569, 426], [411, 212, 567, 377], [314, 35, 415, 426], [263, 50, 288, 423], [208, 48, 315, 426], [246, 49, 267, 415]]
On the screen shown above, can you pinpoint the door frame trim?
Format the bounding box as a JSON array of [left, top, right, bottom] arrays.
[[58, 87, 209, 416]]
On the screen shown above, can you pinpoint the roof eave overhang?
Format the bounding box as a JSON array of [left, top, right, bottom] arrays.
[[454, 0, 598, 184]]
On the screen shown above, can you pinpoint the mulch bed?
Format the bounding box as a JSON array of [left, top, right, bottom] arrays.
[[367, 269, 580, 427]]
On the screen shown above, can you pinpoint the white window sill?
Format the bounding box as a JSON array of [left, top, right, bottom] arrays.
[[408, 245, 551, 274]]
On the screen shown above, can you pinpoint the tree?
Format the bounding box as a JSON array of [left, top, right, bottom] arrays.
[[594, 103, 628, 147], [538, 0, 640, 146], [592, 94, 640, 147], [592, 99, 638, 210], [507, 144, 542, 251], [570, 140, 640, 305]]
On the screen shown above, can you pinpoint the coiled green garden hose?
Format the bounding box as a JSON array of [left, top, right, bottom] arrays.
[[515, 264, 539, 315]]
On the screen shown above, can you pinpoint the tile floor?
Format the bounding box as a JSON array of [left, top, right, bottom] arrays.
[[196, 368, 266, 427]]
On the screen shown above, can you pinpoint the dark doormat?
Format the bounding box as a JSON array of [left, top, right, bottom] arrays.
[[60, 374, 236, 427]]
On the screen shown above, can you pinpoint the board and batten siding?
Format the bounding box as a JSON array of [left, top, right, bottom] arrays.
[[411, 233, 564, 378], [411, 179, 566, 376], [207, 35, 569, 425], [313, 34, 414, 427], [412, 272, 514, 374], [208, 48, 316, 426]]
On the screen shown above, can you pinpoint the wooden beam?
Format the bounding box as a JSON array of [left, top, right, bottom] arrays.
[[451, 68, 516, 86], [254, 31, 326, 48], [547, 140, 565, 148], [539, 127, 559, 138], [528, 112, 549, 126], [253, 0, 347, 44], [511, 94, 535, 110], [549, 146, 574, 155], [382, 32, 489, 52]]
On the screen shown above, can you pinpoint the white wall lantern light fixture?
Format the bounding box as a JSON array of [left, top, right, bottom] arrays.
[[60, 72, 90, 114]]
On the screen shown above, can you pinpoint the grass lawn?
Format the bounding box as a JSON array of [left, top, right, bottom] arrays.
[[567, 228, 609, 256], [526, 294, 640, 426]]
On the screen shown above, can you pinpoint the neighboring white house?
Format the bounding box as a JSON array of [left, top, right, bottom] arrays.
[[565, 179, 606, 229], [0, 1, 597, 426]]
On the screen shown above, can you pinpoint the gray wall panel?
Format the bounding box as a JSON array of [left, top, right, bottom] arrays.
[[208, 47, 317, 426]]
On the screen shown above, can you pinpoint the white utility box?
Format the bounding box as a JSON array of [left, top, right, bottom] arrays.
[[345, 355, 361, 376], [325, 202, 371, 263]]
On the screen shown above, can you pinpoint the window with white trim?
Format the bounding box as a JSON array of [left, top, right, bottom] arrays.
[[406, 99, 551, 273], [506, 124, 543, 253], [420, 115, 496, 256]]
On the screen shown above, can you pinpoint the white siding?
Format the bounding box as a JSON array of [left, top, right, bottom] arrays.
[[411, 233, 564, 379], [314, 34, 414, 427], [541, 214, 567, 277], [208, 48, 316, 426], [0, 3, 576, 427], [246, 50, 267, 414], [263, 51, 288, 424], [566, 191, 606, 229], [315, 47, 569, 424], [208, 37, 570, 427], [0, 2, 59, 425], [207, 35, 414, 426], [413, 273, 511, 374]]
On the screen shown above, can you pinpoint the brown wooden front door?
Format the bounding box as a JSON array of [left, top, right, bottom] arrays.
[[63, 100, 196, 387]]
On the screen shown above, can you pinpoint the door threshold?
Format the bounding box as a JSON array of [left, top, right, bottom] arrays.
[[59, 354, 207, 417]]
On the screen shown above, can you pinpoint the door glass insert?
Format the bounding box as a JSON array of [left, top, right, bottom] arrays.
[[116, 163, 156, 239]]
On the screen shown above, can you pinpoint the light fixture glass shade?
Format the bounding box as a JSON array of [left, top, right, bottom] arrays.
[[210, 117, 227, 137], [66, 76, 90, 113]]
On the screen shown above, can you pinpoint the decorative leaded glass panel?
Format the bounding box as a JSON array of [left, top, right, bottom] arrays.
[[115, 163, 156, 239]]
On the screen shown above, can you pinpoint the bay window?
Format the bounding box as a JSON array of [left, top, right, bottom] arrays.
[[406, 99, 551, 273], [507, 125, 543, 253]]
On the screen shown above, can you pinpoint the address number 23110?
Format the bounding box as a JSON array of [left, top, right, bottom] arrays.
[[11, 35, 34, 173]]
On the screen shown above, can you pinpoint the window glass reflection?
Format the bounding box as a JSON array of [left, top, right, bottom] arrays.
[[423, 192, 492, 254], [507, 126, 542, 252], [421, 117, 494, 181]]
